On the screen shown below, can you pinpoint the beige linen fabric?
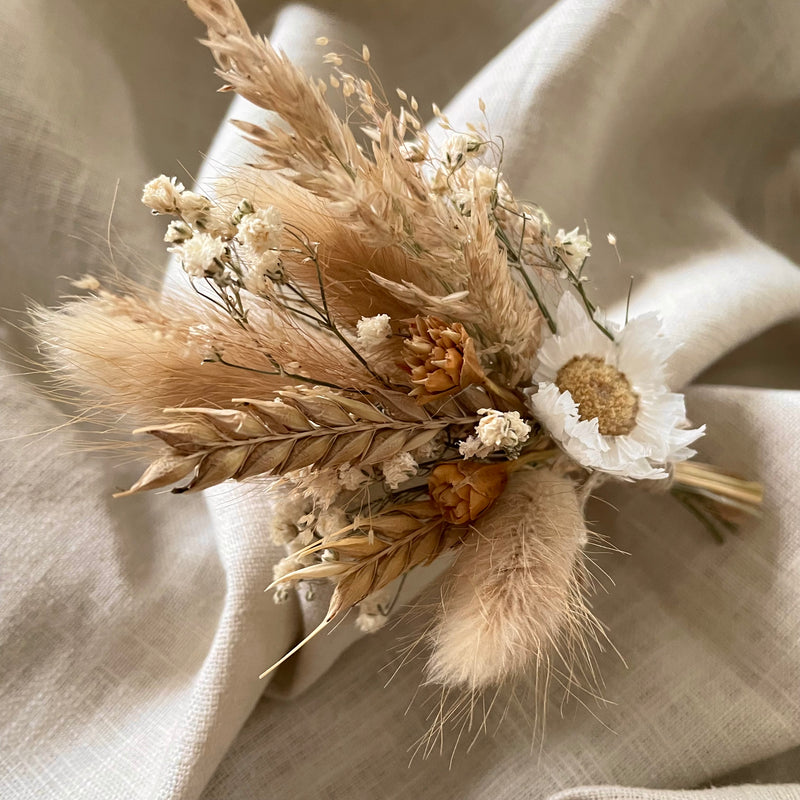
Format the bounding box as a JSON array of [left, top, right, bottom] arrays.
[[1, 1, 799, 799]]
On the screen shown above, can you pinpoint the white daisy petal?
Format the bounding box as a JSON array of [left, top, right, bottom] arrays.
[[616, 316, 668, 387], [534, 293, 615, 382], [529, 383, 571, 440], [566, 414, 609, 452]]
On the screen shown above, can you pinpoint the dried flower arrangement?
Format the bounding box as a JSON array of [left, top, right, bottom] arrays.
[[34, 0, 763, 736]]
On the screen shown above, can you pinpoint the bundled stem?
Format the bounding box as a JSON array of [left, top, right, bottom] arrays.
[[672, 461, 763, 540]]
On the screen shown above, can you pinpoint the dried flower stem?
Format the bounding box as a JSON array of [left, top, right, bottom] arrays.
[[673, 461, 763, 508], [493, 216, 557, 334], [671, 460, 762, 540], [551, 251, 614, 341], [203, 351, 345, 391]]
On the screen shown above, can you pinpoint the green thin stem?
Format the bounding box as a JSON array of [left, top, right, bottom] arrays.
[[205, 352, 345, 392]]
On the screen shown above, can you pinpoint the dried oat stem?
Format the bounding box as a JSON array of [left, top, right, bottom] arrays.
[[673, 461, 763, 509], [671, 460, 763, 540]]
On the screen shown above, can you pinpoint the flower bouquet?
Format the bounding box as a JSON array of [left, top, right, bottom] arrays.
[[35, 0, 762, 730]]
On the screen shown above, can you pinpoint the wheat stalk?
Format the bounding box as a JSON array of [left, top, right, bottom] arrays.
[[120, 389, 479, 496], [276, 500, 464, 617], [261, 500, 464, 679]]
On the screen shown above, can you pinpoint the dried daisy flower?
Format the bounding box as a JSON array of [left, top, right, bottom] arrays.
[[290, 466, 343, 511], [528, 292, 704, 479]]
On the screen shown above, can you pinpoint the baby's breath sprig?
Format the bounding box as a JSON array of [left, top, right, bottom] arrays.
[[144, 176, 398, 391]]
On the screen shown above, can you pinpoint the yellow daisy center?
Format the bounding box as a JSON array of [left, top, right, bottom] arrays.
[[555, 355, 639, 436]]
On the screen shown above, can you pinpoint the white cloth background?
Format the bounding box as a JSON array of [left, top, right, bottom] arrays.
[[1, 1, 800, 798]]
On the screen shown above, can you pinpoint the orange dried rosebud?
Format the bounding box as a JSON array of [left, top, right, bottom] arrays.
[[402, 316, 485, 405], [428, 461, 509, 525]]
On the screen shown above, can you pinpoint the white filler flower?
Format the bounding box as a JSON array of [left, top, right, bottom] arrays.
[[171, 232, 226, 277], [459, 409, 531, 459], [141, 175, 185, 214], [528, 293, 704, 480], [356, 314, 392, 348], [381, 452, 418, 489], [237, 205, 283, 251]]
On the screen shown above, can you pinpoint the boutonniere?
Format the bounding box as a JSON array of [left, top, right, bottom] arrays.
[[35, 0, 762, 743]]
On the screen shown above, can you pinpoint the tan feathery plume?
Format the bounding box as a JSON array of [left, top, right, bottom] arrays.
[[34, 279, 391, 424], [216, 171, 439, 324], [121, 390, 480, 495], [426, 467, 599, 691], [464, 198, 543, 386], [33, 288, 288, 419], [189, 0, 468, 280], [226, 296, 398, 392]]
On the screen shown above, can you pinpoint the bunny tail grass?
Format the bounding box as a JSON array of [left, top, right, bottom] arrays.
[[425, 467, 596, 691]]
